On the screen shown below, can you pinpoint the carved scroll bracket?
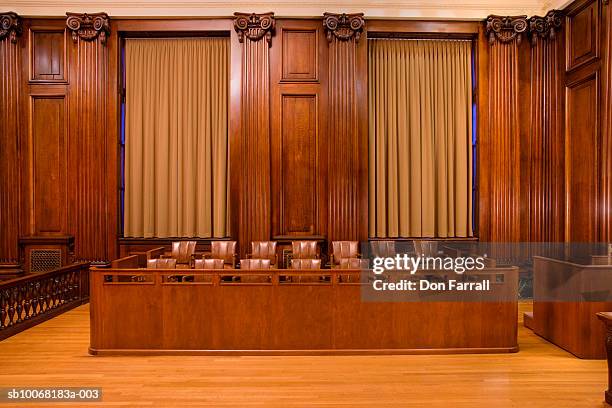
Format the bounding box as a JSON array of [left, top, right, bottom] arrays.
[[66, 12, 110, 45], [233, 12, 275, 46], [485, 15, 528, 45], [323, 13, 365, 42], [0, 12, 22, 44], [528, 10, 563, 45]]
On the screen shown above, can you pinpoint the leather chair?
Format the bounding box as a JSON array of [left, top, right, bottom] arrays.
[[291, 259, 322, 269], [331, 241, 360, 267], [370, 240, 396, 258], [413, 240, 438, 256], [194, 258, 224, 269], [249, 241, 277, 266], [206, 241, 237, 268], [339, 258, 370, 269], [169, 241, 197, 265], [147, 258, 177, 269], [291, 241, 318, 259], [240, 259, 271, 269]]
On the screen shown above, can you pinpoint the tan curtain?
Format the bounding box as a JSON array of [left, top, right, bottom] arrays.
[[125, 38, 229, 238], [368, 39, 473, 238]]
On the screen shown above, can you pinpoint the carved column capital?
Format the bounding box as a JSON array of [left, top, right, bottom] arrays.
[[0, 12, 22, 44], [66, 12, 110, 45], [485, 15, 528, 45], [233, 12, 275, 46], [323, 13, 365, 42], [528, 10, 563, 45]]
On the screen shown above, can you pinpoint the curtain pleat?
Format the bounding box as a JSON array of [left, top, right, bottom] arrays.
[[368, 39, 473, 238], [125, 38, 229, 238]]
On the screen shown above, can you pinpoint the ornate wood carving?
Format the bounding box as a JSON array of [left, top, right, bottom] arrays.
[[0, 263, 89, 340], [0, 20, 21, 264], [66, 12, 110, 44], [326, 15, 368, 242], [485, 15, 528, 45], [528, 19, 564, 241], [526, 16, 565, 242], [235, 13, 274, 255], [0, 12, 21, 43], [323, 13, 365, 42], [481, 28, 522, 242], [528, 10, 563, 45], [66, 16, 113, 263], [233, 12, 275, 45]]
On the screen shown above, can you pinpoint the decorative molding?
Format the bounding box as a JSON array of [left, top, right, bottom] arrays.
[[2, 0, 550, 19], [0, 12, 22, 43], [233, 12, 275, 45], [485, 15, 529, 45], [323, 12, 365, 42], [65, 12, 110, 44], [528, 10, 563, 45]]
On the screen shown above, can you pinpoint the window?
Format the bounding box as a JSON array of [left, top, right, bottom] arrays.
[[368, 38, 474, 238]]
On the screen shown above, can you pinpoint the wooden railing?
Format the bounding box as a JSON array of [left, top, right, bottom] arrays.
[[0, 262, 89, 341]]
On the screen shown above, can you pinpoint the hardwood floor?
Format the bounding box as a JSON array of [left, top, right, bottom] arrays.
[[0, 301, 607, 407]]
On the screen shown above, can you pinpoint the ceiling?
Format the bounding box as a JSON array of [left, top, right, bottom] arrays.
[[3, 0, 572, 19]]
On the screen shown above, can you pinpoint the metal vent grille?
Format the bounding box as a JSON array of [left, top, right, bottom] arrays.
[[30, 249, 62, 272], [282, 249, 293, 269]]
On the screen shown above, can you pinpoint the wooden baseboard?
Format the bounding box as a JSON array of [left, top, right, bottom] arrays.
[[523, 312, 534, 330], [89, 345, 519, 356]]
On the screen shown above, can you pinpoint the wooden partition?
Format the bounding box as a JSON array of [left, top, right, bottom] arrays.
[[533, 256, 612, 359], [0, 262, 90, 340], [90, 266, 519, 355]]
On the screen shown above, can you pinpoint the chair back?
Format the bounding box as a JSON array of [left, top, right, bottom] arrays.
[[241, 258, 271, 269], [331, 241, 359, 265], [339, 258, 370, 269], [171, 241, 197, 264], [147, 258, 177, 269], [291, 259, 322, 269], [194, 259, 224, 269], [291, 241, 318, 259], [251, 241, 277, 263], [211, 241, 237, 265], [413, 240, 438, 256], [370, 240, 396, 258]]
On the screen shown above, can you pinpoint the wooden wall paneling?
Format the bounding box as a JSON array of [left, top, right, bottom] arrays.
[[29, 29, 66, 82], [270, 19, 327, 239], [229, 26, 243, 249], [30, 96, 67, 235], [563, 0, 603, 244], [528, 11, 565, 242], [106, 19, 120, 261], [366, 20, 480, 35], [233, 13, 275, 256], [519, 35, 533, 242], [482, 16, 528, 242], [324, 13, 368, 243], [565, 0, 600, 72], [601, 0, 612, 242], [0, 13, 22, 264], [66, 13, 114, 263], [477, 25, 490, 241], [565, 69, 600, 242]]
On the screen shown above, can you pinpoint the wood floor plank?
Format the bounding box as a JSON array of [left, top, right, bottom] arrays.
[[0, 303, 607, 407]]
